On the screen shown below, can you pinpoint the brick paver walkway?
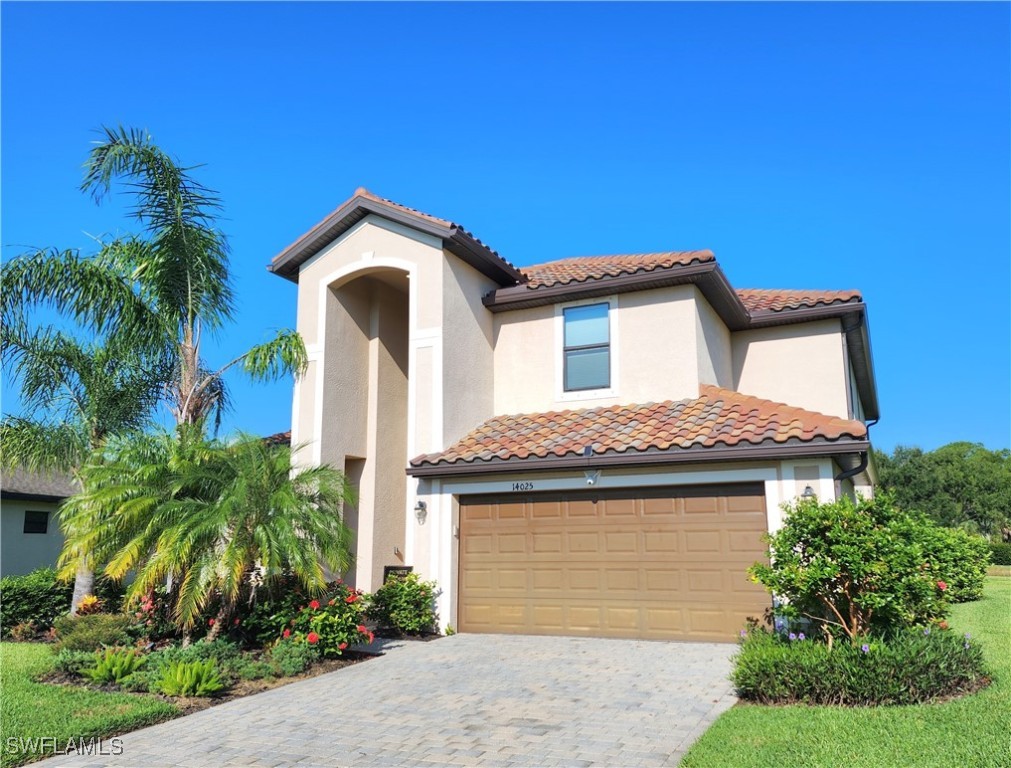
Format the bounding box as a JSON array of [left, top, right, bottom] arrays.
[[36, 633, 736, 768]]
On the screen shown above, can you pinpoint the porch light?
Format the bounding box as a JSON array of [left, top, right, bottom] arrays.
[[414, 500, 428, 524], [801, 485, 817, 500]]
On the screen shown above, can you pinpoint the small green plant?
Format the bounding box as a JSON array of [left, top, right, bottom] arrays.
[[53, 649, 98, 677], [85, 647, 146, 684], [52, 613, 133, 652], [444, 624, 456, 636], [155, 659, 225, 697], [367, 573, 438, 635], [732, 626, 988, 705], [269, 636, 320, 676]]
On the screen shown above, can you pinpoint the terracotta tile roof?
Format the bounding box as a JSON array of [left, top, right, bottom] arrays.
[[737, 288, 862, 312], [411, 385, 866, 468], [263, 431, 292, 447], [520, 252, 715, 289]]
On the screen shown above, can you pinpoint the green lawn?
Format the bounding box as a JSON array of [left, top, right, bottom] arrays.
[[682, 575, 1011, 768], [0, 643, 177, 768]]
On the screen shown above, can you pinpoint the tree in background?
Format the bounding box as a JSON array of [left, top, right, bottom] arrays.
[[874, 442, 1011, 538]]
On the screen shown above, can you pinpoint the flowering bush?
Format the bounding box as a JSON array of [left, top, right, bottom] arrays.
[[75, 595, 104, 616], [895, 520, 990, 602], [732, 626, 988, 705], [125, 588, 177, 642], [749, 494, 949, 643], [284, 582, 373, 657], [367, 573, 438, 635]]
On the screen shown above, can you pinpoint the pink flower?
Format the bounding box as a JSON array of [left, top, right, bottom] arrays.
[[345, 594, 357, 604], [307, 632, 320, 645], [357, 625, 367, 633], [328, 599, 336, 606], [308, 600, 321, 610], [283, 629, 291, 638], [338, 642, 348, 650], [208, 618, 216, 626], [937, 581, 948, 591]]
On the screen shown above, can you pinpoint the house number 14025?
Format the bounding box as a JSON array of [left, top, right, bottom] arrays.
[[511, 481, 534, 491]]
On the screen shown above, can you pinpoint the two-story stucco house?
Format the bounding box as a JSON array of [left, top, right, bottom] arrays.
[[270, 188, 877, 643]]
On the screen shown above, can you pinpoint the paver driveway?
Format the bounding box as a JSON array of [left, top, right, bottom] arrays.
[[38, 633, 737, 768]]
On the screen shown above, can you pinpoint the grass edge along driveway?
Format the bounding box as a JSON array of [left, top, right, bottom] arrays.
[[682, 574, 1011, 768], [0, 643, 177, 768]]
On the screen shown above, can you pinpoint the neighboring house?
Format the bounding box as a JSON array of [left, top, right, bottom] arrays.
[[0, 468, 75, 578], [269, 188, 877, 642]]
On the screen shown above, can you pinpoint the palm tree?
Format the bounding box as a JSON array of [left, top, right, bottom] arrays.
[[61, 432, 355, 638], [2, 128, 311, 609], [2, 126, 306, 433], [0, 326, 166, 611]]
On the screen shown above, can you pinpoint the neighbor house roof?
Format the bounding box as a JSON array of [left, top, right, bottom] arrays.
[[408, 385, 867, 477], [263, 430, 292, 447], [1, 468, 78, 502]]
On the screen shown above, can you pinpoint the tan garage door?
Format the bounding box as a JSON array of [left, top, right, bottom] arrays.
[[458, 484, 770, 642]]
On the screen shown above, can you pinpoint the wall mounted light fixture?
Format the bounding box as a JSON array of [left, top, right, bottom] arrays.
[[414, 500, 428, 524], [801, 485, 817, 500]]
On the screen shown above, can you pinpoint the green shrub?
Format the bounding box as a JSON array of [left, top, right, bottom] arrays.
[[0, 569, 126, 638], [0, 568, 73, 635], [238, 573, 340, 647], [269, 637, 320, 676], [750, 495, 948, 641], [732, 627, 988, 705], [85, 647, 146, 684], [897, 520, 990, 602], [52, 649, 95, 677], [233, 657, 276, 681], [154, 660, 225, 697], [367, 573, 438, 635], [990, 542, 1011, 566], [52, 613, 132, 652], [284, 583, 372, 657]]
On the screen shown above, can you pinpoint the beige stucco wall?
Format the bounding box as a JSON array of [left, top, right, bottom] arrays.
[[1, 500, 64, 578], [493, 286, 723, 415], [732, 318, 849, 418]]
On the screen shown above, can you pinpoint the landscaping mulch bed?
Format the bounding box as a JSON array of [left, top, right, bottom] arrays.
[[38, 651, 374, 716]]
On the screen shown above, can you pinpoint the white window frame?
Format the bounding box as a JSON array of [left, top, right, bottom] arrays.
[[554, 295, 619, 403]]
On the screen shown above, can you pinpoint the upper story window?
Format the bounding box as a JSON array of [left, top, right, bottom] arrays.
[[23, 510, 49, 534], [563, 302, 611, 391]]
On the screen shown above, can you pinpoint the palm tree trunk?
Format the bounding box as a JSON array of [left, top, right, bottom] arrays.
[[204, 603, 230, 642], [69, 563, 95, 616]]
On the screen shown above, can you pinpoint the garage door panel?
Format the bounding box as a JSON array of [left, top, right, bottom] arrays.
[[459, 485, 769, 642]]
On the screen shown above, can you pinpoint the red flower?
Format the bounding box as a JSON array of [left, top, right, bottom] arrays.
[[366, 631, 375, 644], [937, 580, 948, 591], [939, 620, 949, 630], [338, 642, 348, 650], [356, 625, 367, 634], [283, 629, 291, 638], [328, 599, 336, 606], [308, 600, 321, 610], [345, 594, 357, 604], [233, 618, 240, 625], [208, 618, 216, 626], [307, 631, 320, 644]]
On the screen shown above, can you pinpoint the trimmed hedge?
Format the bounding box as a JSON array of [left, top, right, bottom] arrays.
[[367, 572, 438, 635], [0, 568, 73, 635], [732, 628, 988, 705], [907, 524, 990, 602], [52, 613, 132, 652], [990, 542, 1011, 566]]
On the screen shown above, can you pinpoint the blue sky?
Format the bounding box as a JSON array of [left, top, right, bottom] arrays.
[[2, 2, 1008, 452]]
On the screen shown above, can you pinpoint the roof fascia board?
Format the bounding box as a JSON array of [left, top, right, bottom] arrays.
[[0, 490, 68, 503], [269, 197, 522, 286], [406, 439, 871, 478]]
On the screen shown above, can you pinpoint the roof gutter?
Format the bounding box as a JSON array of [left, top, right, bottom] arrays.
[[406, 438, 871, 478]]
